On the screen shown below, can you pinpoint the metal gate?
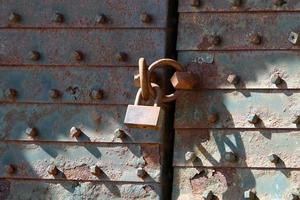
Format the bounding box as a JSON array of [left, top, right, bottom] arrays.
[[0, 1, 174, 199], [173, 1, 300, 199]]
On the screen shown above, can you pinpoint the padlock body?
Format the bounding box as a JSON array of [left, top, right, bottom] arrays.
[[124, 105, 162, 129]]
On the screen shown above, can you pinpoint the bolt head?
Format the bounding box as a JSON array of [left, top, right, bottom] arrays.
[[209, 35, 221, 46], [25, 127, 38, 138], [268, 154, 279, 164], [116, 52, 128, 62], [114, 129, 126, 139], [247, 114, 260, 124], [53, 12, 64, 23], [208, 112, 219, 124], [140, 13, 152, 23], [49, 89, 61, 99], [91, 89, 103, 100], [289, 32, 299, 45], [9, 12, 21, 23], [5, 88, 17, 99], [136, 167, 147, 178], [202, 190, 214, 200], [5, 164, 15, 174], [224, 152, 237, 163], [273, 0, 286, 6], [70, 127, 82, 138], [95, 14, 107, 24], [244, 190, 256, 200], [229, 0, 242, 7], [47, 165, 58, 175], [249, 33, 262, 45], [73, 51, 84, 61], [190, 0, 201, 7], [227, 74, 240, 85], [90, 165, 101, 176], [185, 151, 197, 162], [271, 73, 283, 85], [292, 115, 300, 125], [29, 51, 40, 61]]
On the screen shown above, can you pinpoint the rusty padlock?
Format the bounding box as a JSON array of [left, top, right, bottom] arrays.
[[124, 84, 163, 129]]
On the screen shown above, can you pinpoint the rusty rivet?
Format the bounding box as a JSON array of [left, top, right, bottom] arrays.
[[287, 194, 300, 200], [249, 33, 262, 45], [190, 0, 201, 7], [140, 13, 152, 23], [209, 35, 221, 46], [244, 189, 256, 200], [292, 115, 300, 125], [49, 89, 61, 99], [289, 32, 299, 45], [70, 127, 82, 138], [9, 12, 21, 23], [229, 0, 242, 7], [247, 114, 260, 124], [29, 51, 40, 61], [208, 112, 219, 124], [136, 167, 147, 178], [202, 190, 214, 200], [91, 89, 103, 100], [25, 127, 38, 138], [90, 165, 101, 177], [73, 51, 84, 61], [114, 129, 126, 139], [53, 12, 64, 23], [47, 164, 58, 175], [227, 74, 240, 85], [5, 88, 17, 99], [273, 0, 287, 6], [268, 154, 279, 164], [271, 73, 283, 85], [5, 164, 15, 174], [185, 151, 197, 162], [224, 152, 237, 163], [116, 52, 128, 62], [95, 14, 107, 24]]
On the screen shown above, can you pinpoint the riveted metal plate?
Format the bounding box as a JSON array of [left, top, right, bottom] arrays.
[[175, 91, 300, 128], [173, 168, 300, 200], [0, 143, 160, 182], [179, 0, 300, 12], [179, 51, 300, 89], [177, 13, 300, 50], [0, 104, 161, 143], [0, 67, 138, 104], [0, 0, 167, 28], [0, 29, 165, 65], [0, 180, 161, 200], [173, 130, 300, 168]]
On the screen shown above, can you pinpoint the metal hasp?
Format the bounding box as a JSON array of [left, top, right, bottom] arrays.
[[173, 0, 300, 199]]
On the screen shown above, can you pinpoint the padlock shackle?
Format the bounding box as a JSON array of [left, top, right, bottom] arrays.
[[134, 83, 161, 107]]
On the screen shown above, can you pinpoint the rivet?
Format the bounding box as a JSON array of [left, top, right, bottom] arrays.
[[249, 33, 262, 45], [140, 13, 152, 23], [190, 0, 201, 7], [5, 164, 15, 174], [244, 189, 256, 200], [224, 152, 237, 163], [114, 129, 126, 139], [292, 115, 300, 125], [247, 114, 260, 124], [271, 73, 283, 85], [116, 52, 128, 62], [90, 89, 103, 100], [208, 112, 219, 124], [229, 0, 242, 7], [185, 151, 197, 162], [29, 51, 40, 61], [209, 35, 221, 46], [73, 51, 84, 61], [49, 89, 61, 99], [268, 154, 279, 164], [287, 194, 300, 200], [53, 12, 64, 23], [90, 165, 101, 177], [273, 0, 287, 6], [289, 32, 299, 45], [202, 190, 214, 200], [95, 14, 107, 24], [70, 127, 82, 138], [227, 74, 240, 85], [25, 127, 38, 138], [136, 167, 147, 178], [47, 164, 58, 175], [5, 88, 17, 99], [9, 12, 21, 23]]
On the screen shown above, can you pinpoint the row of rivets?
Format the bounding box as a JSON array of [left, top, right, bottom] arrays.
[[227, 73, 284, 86], [8, 12, 153, 24], [206, 33, 262, 47], [4, 88, 104, 100], [191, 0, 286, 7]]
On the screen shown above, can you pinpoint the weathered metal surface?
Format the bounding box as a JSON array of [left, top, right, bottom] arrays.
[[0, 180, 160, 200], [179, 0, 300, 12], [0, 143, 160, 182], [0, 67, 138, 104], [0, 104, 161, 143], [178, 51, 300, 89], [172, 168, 300, 200], [177, 13, 300, 50], [0, 29, 165, 65], [175, 91, 300, 128], [0, 0, 167, 28], [173, 130, 300, 168]]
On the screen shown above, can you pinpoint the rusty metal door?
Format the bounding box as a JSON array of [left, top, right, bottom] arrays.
[[0, 1, 176, 199], [173, 1, 300, 199]]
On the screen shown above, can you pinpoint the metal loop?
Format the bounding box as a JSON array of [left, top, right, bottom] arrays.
[[138, 58, 150, 100], [134, 83, 161, 106]]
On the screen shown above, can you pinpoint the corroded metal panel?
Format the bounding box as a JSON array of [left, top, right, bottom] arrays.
[[179, 0, 300, 12], [173, 130, 300, 168], [0, 143, 160, 182], [0, 104, 161, 143], [0, 180, 161, 200], [175, 91, 300, 128], [0, 0, 168, 28], [177, 13, 300, 50], [0, 29, 166, 65], [173, 168, 300, 200], [178, 51, 300, 89]]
